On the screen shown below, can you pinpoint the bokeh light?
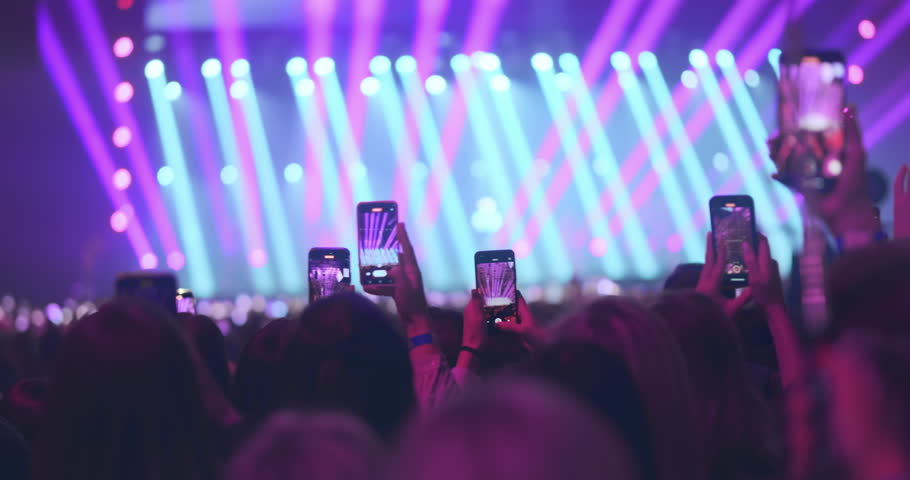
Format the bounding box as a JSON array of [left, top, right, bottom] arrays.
[[157, 165, 175, 186], [425, 75, 447, 95], [164, 81, 182, 101], [513, 239, 531, 259], [201, 58, 222, 78], [558, 53, 580, 71], [554, 72, 573, 91], [490, 74, 511, 92], [666, 233, 683, 253], [477, 52, 501, 71], [531, 53, 554, 71], [451, 54, 471, 72], [220, 165, 239, 185], [230, 80, 250, 99], [231, 59, 250, 78], [638, 51, 657, 70], [117, 0, 134, 10], [114, 81, 134, 103], [681, 70, 698, 89], [858, 19, 876, 40], [113, 36, 134, 58], [848, 64, 864, 85], [284, 163, 304, 183], [744, 70, 760, 88], [713, 152, 730, 172], [167, 251, 186, 271], [589, 237, 608, 258], [112, 126, 132, 148], [295, 78, 316, 97], [248, 249, 268, 268], [715, 49, 735, 68], [140, 253, 159, 270], [395, 55, 417, 74], [112, 168, 132, 191], [369, 56, 391, 75], [144, 59, 165, 79], [110, 210, 129, 233], [144, 34, 166, 53], [286, 57, 307, 77], [360, 76, 380, 96], [689, 49, 709, 68], [314, 57, 336, 76], [610, 51, 632, 71]]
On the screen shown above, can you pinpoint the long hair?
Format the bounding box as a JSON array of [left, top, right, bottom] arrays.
[[178, 313, 231, 395], [232, 317, 293, 419], [277, 293, 415, 439], [654, 291, 781, 480], [35, 300, 227, 480], [557, 296, 706, 480]]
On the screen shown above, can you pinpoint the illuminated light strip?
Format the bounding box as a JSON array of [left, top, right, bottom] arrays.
[[399, 58, 480, 289], [495, 0, 682, 248], [146, 61, 217, 295], [613, 53, 702, 263], [768, 48, 781, 78], [67, 0, 180, 256], [202, 61, 275, 294], [416, 0, 509, 227], [851, 1, 910, 67], [534, 54, 626, 278], [345, 0, 386, 146], [480, 68, 574, 282], [867, 93, 910, 147], [370, 63, 450, 288], [559, 54, 659, 278], [38, 6, 153, 268], [414, 0, 452, 80], [230, 68, 305, 293], [690, 51, 793, 258], [452, 62, 544, 284]]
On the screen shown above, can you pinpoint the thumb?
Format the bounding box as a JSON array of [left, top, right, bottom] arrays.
[[495, 321, 525, 334]]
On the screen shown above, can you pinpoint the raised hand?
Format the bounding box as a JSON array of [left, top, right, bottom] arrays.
[[742, 233, 785, 308], [461, 290, 488, 351], [696, 232, 752, 317], [494, 291, 548, 352]]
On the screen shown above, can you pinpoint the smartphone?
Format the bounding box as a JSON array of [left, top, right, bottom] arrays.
[[709, 195, 758, 288], [308, 248, 352, 303], [115, 272, 178, 316], [176, 288, 196, 314], [357, 201, 400, 286], [777, 50, 846, 193], [475, 250, 518, 326]]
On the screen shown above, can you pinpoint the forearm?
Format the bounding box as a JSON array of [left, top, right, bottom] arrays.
[[403, 313, 443, 363], [765, 303, 805, 390]]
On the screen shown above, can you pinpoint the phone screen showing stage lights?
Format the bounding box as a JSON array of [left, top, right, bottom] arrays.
[[358, 202, 400, 285], [308, 248, 351, 303], [475, 250, 517, 325], [777, 51, 845, 192], [710, 196, 756, 288]]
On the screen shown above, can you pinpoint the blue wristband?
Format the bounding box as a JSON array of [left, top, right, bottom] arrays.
[[409, 333, 433, 350]]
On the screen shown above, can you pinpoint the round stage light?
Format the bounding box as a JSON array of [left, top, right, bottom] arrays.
[[490, 74, 511, 92], [744, 69, 760, 87], [230, 59, 250, 78], [395, 55, 417, 74], [689, 49, 709, 69], [858, 19, 876, 39], [144, 59, 165, 79], [589, 237, 608, 258], [248, 249, 268, 268], [610, 51, 631, 71], [370, 56, 391, 75], [157, 166, 175, 186], [164, 81, 182, 101], [144, 34, 166, 53], [112, 126, 132, 148], [314, 57, 336, 76], [558, 53, 580, 72], [638, 51, 657, 70], [531, 53, 553, 71], [110, 210, 129, 233], [425, 75, 447, 95], [113, 36, 134, 58], [295, 78, 316, 97], [554, 72, 573, 91], [167, 251, 185, 271], [229, 80, 249, 99], [681, 70, 698, 89], [112, 168, 132, 191], [220, 165, 239, 185], [848, 64, 864, 85], [284, 163, 304, 183], [286, 57, 307, 77], [201, 58, 222, 78], [360, 76, 380, 96], [140, 253, 159, 270], [477, 52, 501, 71], [114, 81, 134, 103], [451, 54, 471, 72], [715, 49, 735, 68]]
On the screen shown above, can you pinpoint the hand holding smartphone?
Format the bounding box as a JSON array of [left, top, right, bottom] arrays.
[[308, 248, 352, 303], [475, 250, 518, 326], [709, 195, 758, 288]]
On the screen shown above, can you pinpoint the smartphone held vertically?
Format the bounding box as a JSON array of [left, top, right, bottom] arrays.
[[357, 201, 400, 286], [115, 272, 179, 316], [709, 195, 758, 288], [777, 50, 846, 193], [308, 248, 352, 303], [475, 250, 518, 326]]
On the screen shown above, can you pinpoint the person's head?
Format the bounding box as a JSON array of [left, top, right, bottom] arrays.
[[523, 341, 656, 480], [178, 313, 230, 395], [277, 293, 415, 438], [36, 299, 227, 480], [663, 263, 704, 290], [226, 411, 383, 480], [426, 307, 463, 367], [557, 296, 705, 480], [3, 377, 47, 448], [232, 317, 293, 419], [654, 291, 780, 480], [391, 378, 636, 480]]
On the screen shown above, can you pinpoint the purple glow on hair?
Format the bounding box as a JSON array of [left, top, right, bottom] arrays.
[[112, 36, 134, 58], [851, 2, 910, 67], [38, 6, 152, 267]]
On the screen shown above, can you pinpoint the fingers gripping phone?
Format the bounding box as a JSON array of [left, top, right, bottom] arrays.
[[777, 51, 846, 193], [308, 248, 352, 303], [709, 196, 758, 288], [357, 201, 400, 286], [115, 272, 178, 316], [475, 250, 518, 326]]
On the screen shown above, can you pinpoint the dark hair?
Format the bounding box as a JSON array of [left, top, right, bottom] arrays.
[[35, 300, 226, 480], [663, 263, 704, 290], [178, 313, 231, 395], [3, 377, 47, 448], [653, 291, 780, 480], [232, 317, 293, 418], [524, 341, 657, 480], [0, 416, 28, 480], [277, 293, 415, 438]]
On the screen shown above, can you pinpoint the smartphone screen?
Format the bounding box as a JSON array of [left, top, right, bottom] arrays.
[[475, 250, 517, 325], [709, 196, 757, 287], [115, 272, 178, 316], [777, 51, 846, 192], [176, 288, 196, 314], [309, 248, 352, 303], [357, 202, 400, 285]]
